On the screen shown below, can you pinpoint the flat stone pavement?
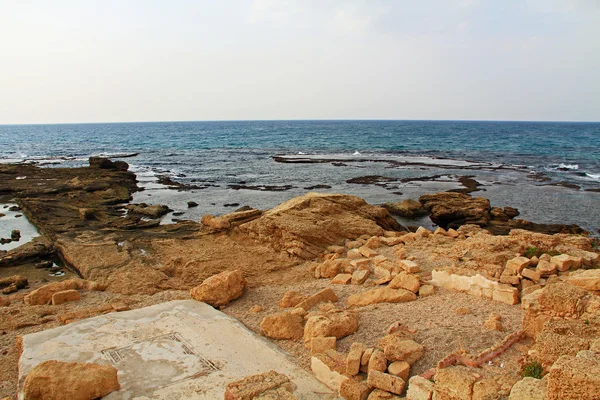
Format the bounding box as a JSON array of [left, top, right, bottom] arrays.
[[18, 300, 334, 399]]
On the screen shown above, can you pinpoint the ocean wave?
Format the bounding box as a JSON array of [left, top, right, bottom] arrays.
[[585, 173, 600, 182], [549, 163, 579, 171]]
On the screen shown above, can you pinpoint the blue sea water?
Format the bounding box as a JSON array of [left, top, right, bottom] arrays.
[[0, 120, 599, 232]]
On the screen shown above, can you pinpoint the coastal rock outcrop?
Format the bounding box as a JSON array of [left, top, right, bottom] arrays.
[[419, 192, 491, 229], [382, 199, 428, 218]]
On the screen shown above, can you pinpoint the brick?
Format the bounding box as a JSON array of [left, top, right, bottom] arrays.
[[347, 342, 365, 375], [368, 349, 388, 373], [51, 289, 81, 305]]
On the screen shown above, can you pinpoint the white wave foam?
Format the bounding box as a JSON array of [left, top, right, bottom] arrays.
[[554, 163, 579, 170], [352, 151, 362, 156], [585, 173, 600, 181], [297, 151, 306, 155]]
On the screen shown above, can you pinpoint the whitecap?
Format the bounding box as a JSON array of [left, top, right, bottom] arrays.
[[554, 163, 579, 170], [352, 151, 362, 156], [585, 173, 600, 181], [297, 151, 306, 155]]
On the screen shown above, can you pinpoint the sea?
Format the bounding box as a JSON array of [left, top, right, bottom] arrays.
[[0, 120, 599, 235]]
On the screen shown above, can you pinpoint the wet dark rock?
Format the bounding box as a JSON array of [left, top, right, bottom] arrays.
[[125, 203, 172, 218], [172, 212, 185, 216], [157, 175, 214, 191], [8, 206, 21, 212], [332, 162, 347, 167], [419, 192, 491, 229], [0, 213, 4, 217], [187, 201, 198, 208], [234, 206, 253, 212], [304, 184, 332, 190], [228, 184, 294, 192], [447, 176, 483, 194], [346, 176, 396, 185], [224, 203, 240, 207], [35, 260, 54, 269], [15, 214, 22, 218], [89, 157, 129, 171], [0, 238, 12, 244], [10, 230, 20, 241]]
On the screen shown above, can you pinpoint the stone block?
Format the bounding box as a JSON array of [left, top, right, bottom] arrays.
[[367, 370, 405, 395], [347, 342, 365, 376], [368, 349, 388, 373], [310, 336, 337, 355], [347, 287, 416, 307], [280, 291, 307, 308], [331, 274, 352, 285], [568, 269, 600, 291], [359, 246, 379, 258], [521, 268, 541, 283], [352, 269, 370, 285], [260, 312, 305, 340], [492, 284, 519, 305], [383, 339, 424, 365], [311, 353, 348, 392], [434, 366, 476, 400], [551, 254, 581, 271], [406, 375, 434, 400], [224, 370, 293, 400], [51, 289, 81, 305], [341, 379, 373, 400], [389, 272, 421, 293], [419, 285, 435, 297], [190, 270, 246, 307], [398, 260, 420, 273], [295, 288, 338, 311], [505, 257, 530, 274], [387, 361, 410, 381], [547, 350, 600, 400]]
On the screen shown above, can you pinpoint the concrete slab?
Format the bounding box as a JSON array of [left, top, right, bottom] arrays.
[[18, 300, 335, 399]]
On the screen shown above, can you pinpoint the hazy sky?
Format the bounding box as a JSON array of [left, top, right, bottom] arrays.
[[1, 0, 599, 123]]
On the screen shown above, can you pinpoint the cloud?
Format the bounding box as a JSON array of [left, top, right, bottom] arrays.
[[458, 0, 480, 8], [334, 9, 372, 34], [247, 0, 292, 24]]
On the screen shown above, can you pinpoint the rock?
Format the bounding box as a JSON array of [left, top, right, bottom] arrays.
[[368, 349, 388, 373], [550, 254, 582, 271], [23, 360, 119, 400], [368, 389, 402, 399], [396, 260, 420, 273], [347, 342, 365, 375], [406, 375, 434, 400], [383, 338, 424, 365], [483, 313, 504, 331], [89, 156, 128, 171], [224, 370, 295, 400], [383, 199, 428, 218], [248, 305, 263, 313], [189, 270, 246, 307], [415, 227, 431, 237], [387, 361, 410, 381], [521, 268, 541, 283], [509, 377, 547, 400], [260, 311, 305, 340], [359, 246, 379, 258], [295, 288, 337, 311], [0, 275, 27, 291], [538, 283, 587, 315], [455, 307, 472, 315], [505, 257, 531, 274], [367, 370, 405, 395], [433, 366, 477, 400], [365, 237, 382, 249], [319, 259, 350, 278], [331, 273, 352, 285], [340, 379, 373, 400], [492, 284, 520, 305], [310, 337, 337, 355], [200, 214, 231, 230], [126, 203, 171, 218], [187, 201, 198, 208], [51, 289, 81, 305], [352, 269, 370, 285], [311, 352, 349, 392], [418, 285, 434, 297], [304, 310, 359, 345], [10, 229, 21, 241], [347, 287, 416, 307], [536, 259, 557, 276], [419, 192, 491, 229], [473, 378, 501, 400], [388, 272, 421, 293], [568, 269, 600, 291], [24, 279, 103, 306], [280, 291, 307, 308], [547, 350, 600, 400]]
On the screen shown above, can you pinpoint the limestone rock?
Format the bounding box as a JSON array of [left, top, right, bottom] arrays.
[[383, 199, 428, 218], [367, 389, 402, 399], [568, 269, 600, 291], [387, 361, 410, 381], [224, 370, 295, 400], [189, 270, 246, 307], [433, 366, 477, 400], [352, 269, 370, 285], [367, 370, 405, 395], [365, 236, 382, 249], [388, 272, 421, 293], [126, 203, 170, 218], [397, 260, 420, 273], [280, 291, 307, 308], [340, 379, 373, 400], [536, 259, 557, 276], [406, 375, 434, 400], [346, 342, 365, 375], [51, 289, 81, 305], [310, 337, 337, 355], [419, 285, 434, 297], [359, 246, 379, 258], [0, 275, 27, 291], [311, 352, 348, 392], [295, 288, 337, 311], [547, 350, 600, 400], [368, 349, 388, 373], [505, 257, 531, 274], [331, 273, 352, 285], [23, 360, 120, 400], [200, 214, 231, 230], [419, 192, 491, 229], [383, 338, 424, 365], [304, 310, 359, 345], [550, 254, 581, 271], [483, 313, 504, 332], [521, 268, 541, 283], [24, 278, 104, 306], [509, 377, 547, 400], [538, 283, 587, 315], [347, 287, 416, 307], [260, 311, 305, 340]]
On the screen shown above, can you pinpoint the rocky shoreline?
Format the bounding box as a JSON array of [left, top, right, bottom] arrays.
[[1, 159, 599, 399]]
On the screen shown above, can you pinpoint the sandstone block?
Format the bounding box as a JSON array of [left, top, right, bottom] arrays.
[[499, 275, 521, 285], [295, 288, 338, 311], [505, 256, 530, 274], [547, 350, 600, 400], [418, 285, 434, 297], [536, 259, 557, 276], [383, 339, 424, 365], [551, 254, 581, 271], [538, 283, 586, 315], [347, 287, 416, 307], [365, 236, 382, 249], [311, 336, 337, 355], [352, 269, 371, 285], [433, 227, 447, 236], [473, 378, 501, 400], [406, 375, 434, 400], [389, 272, 421, 293], [397, 260, 420, 273], [368, 388, 402, 399], [434, 366, 476, 400], [311, 352, 348, 392], [280, 291, 307, 308], [328, 245, 345, 254], [190, 270, 246, 307], [341, 379, 373, 400], [347, 342, 366, 376], [483, 313, 504, 331], [51, 289, 81, 305], [367, 370, 405, 395], [387, 361, 410, 381], [200, 214, 231, 229], [348, 249, 362, 259], [359, 246, 379, 258], [351, 258, 371, 268], [304, 310, 359, 345], [23, 360, 119, 400], [508, 377, 547, 400], [568, 269, 600, 291], [362, 348, 375, 367], [521, 268, 541, 283], [23, 278, 103, 306], [260, 311, 305, 340], [492, 284, 519, 305], [368, 349, 388, 373], [381, 237, 403, 246], [224, 370, 293, 400], [331, 273, 352, 285], [446, 228, 459, 238]]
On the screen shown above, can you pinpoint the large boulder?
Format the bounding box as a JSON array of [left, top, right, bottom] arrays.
[[240, 193, 404, 259], [23, 360, 120, 400], [126, 203, 171, 218], [190, 270, 246, 307], [382, 199, 427, 218], [568, 269, 600, 291], [547, 350, 600, 400], [419, 192, 491, 229]]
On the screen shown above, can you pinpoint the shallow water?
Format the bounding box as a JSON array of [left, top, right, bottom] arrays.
[[0, 203, 40, 251]]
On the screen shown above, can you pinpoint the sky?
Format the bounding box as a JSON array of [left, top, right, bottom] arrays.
[[1, 0, 599, 124]]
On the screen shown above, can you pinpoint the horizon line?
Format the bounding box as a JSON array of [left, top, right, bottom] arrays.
[[1, 117, 600, 126]]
